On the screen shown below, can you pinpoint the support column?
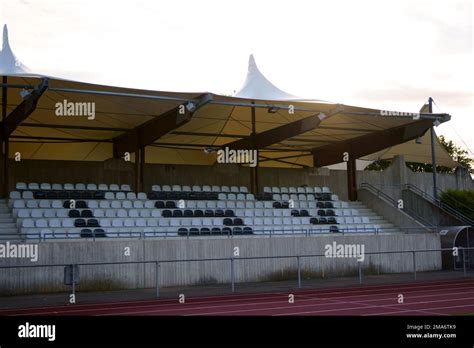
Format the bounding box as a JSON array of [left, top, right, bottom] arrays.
[[429, 97, 438, 200], [250, 101, 258, 195], [1, 76, 7, 198], [134, 150, 139, 193], [347, 156, 357, 201], [139, 146, 145, 192]]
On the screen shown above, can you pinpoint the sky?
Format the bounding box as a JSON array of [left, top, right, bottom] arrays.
[[1, 0, 473, 158]]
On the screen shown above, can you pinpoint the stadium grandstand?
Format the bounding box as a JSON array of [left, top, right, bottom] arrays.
[[0, 23, 473, 304]]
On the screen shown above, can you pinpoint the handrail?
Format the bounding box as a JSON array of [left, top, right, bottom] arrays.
[[359, 182, 435, 227], [404, 184, 474, 226]]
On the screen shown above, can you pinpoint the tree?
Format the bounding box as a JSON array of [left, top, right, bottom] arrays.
[[364, 135, 473, 173]]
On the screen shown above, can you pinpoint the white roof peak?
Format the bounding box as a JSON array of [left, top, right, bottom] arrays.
[[0, 24, 30, 75]]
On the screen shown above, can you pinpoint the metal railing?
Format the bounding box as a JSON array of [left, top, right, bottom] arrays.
[[405, 184, 474, 226], [0, 226, 438, 242], [0, 247, 472, 301], [359, 182, 435, 227]]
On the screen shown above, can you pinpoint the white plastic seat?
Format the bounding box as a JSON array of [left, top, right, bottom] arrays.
[[39, 200, 50, 208], [244, 210, 254, 217], [362, 216, 370, 223], [16, 182, 27, 190], [9, 191, 21, 199], [98, 184, 108, 191], [263, 217, 273, 225], [49, 219, 61, 228], [86, 184, 97, 191], [147, 219, 158, 227], [207, 201, 217, 209], [172, 185, 182, 192], [63, 183, 74, 190], [297, 187, 305, 193], [264, 210, 273, 217], [264, 202, 273, 209], [151, 210, 161, 218], [288, 187, 297, 193], [230, 186, 239, 193], [263, 187, 271, 193], [129, 209, 139, 218], [245, 201, 255, 209], [221, 186, 230, 193], [244, 217, 253, 225], [87, 200, 98, 209], [273, 210, 282, 217], [21, 219, 35, 228], [255, 201, 264, 209], [117, 209, 127, 218], [122, 200, 133, 209], [239, 186, 248, 193], [109, 184, 120, 191], [305, 187, 314, 193], [298, 194, 307, 201], [352, 209, 359, 216], [254, 217, 263, 225], [28, 183, 39, 190], [121, 184, 131, 191], [112, 219, 124, 227], [182, 185, 191, 192], [217, 201, 226, 209], [271, 187, 280, 193], [40, 183, 51, 190], [314, 187, 322, 193], [307, 194, 315, 201], [126, 192, 136, 200], [169, 218, 181, 227], [99, 201, 111, 209], [237, 194, 245, 200], [22, 191, 34, 199], [105, 192, 115, 200], [151, 185, 161, 192], [26, 200, 38, 208], [246, 194, 255, 200], [44, 210, 56, 218], [124, 219, 135, 227], [197, 201, 207, 209], [187, 201, 196, 209], [17, 210, 30, 218], [226, 201, 236, 209], [254, 210, 263, 217], [211, 185, 220, 192], [140, 210, 151, 218], [192, 185, 201, 192], [322, 186, 331, 193], [133, 201, 144, 209], [110, 201, 121, 209], [273, 194, 281, 201], [137, 192, 147, 200], [159, 219, 169, 227], [75, 183, 86, 190], [105, 210, 116, 218], [99, 218, 111, 227], [144, 201, 155, 209], [35, 219, 48, 228], [218, 193, 226, 200], [191, 218, 202, 226], [331, 194, 339, 201], [93, 209, 105, 217], [116, 192, 126, 200], [31, 209, 43, 218], [354, 217, 362, 224]]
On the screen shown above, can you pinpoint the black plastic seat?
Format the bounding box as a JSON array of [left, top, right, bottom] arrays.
[[189, 228, 200, 236], [232, 227, 243, 235], [224, 209, 234, 217], [168, 192, 178, 200], [68, 210, 80, 218], [300, 210, 309, 217], [233, 218, 243, 226], [322, 193, 332, 201], [147, 192, 158, 200], [329, 225, 339, 233], [211, 227, 222, 235], [87, 219, 99, 227], [273, 202, 282, 209], [76, 201, 87, 209], [178, 228, 188, 236], [81, 209, 93, 218], [93, 191, 105, 200], [314, 193, 323, 200], [173, 210, 183, 217], [81, 191, 93, 200], [318, 217, 327, 224], [188, 193, 197, 200], [215, 209, 224, 217], [291, 210, 300, 217], [326, 210, 335, 216], [317, 209, 326, 216], [155, 201, 165, 209], [46, 191, 58, 199], [204, 210, 214, 217], [324, 202, 334, 209], [93, 228, 106, 238], [222, 227, 232, 235], [157, 192, 167, 200], [33, 191, 46, 199], [70, 192, 81, 200], [243, 227, 253, 234], [58, 191, 69, 199], [74, 219, 86, 227], [310, 217, 319, 224], [165, 201, 176, 209], [200, 227, 211, 235], [316, 202, 325, 208], [194, 210, 204, 217], [184, 210, 193, 217], [223, 218, 233, 226], [327, 217, 337, 224], [80, 228, 93, 238], [162, 210, 172, 218], [281, 202, 290, 209]]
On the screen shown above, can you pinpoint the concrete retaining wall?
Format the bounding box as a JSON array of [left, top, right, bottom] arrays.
[[0, 233, 441, 295]]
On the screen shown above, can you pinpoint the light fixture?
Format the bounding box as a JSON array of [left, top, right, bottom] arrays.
[[204, 147, 216, 154], [415, 137, 422, 144], [267, 106, 280, 113], [19, 88, 31, 99], [185, 101, 197, 113], [433, 119, 440, 127]]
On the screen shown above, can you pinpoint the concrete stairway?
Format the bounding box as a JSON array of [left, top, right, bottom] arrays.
[[0, 199, 20, 239], [348, 201, 402, 233]]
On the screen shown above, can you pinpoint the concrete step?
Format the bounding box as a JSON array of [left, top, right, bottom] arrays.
[[0, 218, 15, 223], [0, 223, 17, 228], [0, 229, 19, 234]]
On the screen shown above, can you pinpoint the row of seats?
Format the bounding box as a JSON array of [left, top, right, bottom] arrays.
[[11, 199, 350, 211], [151, 185, 249, 193], [271, 193, 337, 201], [263, 186, 331, 194], [16, 183, 131, 191]]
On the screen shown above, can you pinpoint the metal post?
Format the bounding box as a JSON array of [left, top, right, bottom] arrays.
[[428, 97, 438, 200], [155, 261, 160, 298], [463, 248, 467, 277], [71, 264, 76, 302], [297, 256, 301, 289], [230, 258, 235, 293], [139, 145, 145, 192], [412, 251, 417, 280], [2, 76, 8, 199], [358, 261, 362, 284]]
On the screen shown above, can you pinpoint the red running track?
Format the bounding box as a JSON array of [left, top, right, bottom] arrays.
[[2, 278, 474, 316]]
